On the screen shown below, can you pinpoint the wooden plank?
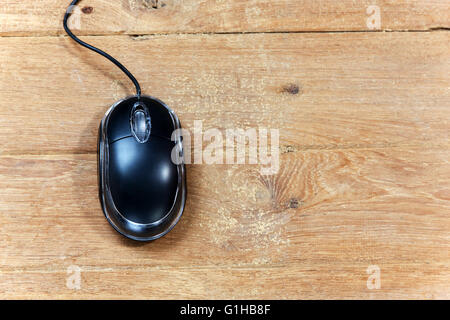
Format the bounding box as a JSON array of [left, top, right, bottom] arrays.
[[1, 266, 449, 299], [0, 0, 449, 36], [0, 5, 449, 299], [0, 147, 449, 299], [0, 32, 449, 156]]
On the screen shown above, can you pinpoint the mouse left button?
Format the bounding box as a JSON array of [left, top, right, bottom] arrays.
[[106, 99, 134, 142]]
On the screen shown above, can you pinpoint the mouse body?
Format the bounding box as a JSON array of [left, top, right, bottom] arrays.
[[98, 95, 186, 241]]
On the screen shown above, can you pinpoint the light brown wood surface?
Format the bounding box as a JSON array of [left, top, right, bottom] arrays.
[[0, 0, 449, 36], [0, 1, 449, 299]]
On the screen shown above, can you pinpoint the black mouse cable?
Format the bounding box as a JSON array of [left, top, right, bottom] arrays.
[[63, 0, 142, 99]]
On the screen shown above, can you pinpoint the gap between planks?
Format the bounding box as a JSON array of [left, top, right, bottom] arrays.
[[0, 27, 449, 39], [2, 143, 450, 160]]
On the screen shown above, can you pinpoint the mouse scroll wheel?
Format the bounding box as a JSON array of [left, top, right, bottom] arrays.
[[131, 102, 152, 144]]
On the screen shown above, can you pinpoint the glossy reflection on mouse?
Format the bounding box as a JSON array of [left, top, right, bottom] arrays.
[[98, 95, 186, 241]]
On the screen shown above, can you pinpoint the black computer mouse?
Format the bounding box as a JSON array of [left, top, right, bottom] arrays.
[[98, 95, 186, 241]]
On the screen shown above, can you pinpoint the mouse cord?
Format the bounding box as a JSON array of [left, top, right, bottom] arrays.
[[63, 0, 142, 100]]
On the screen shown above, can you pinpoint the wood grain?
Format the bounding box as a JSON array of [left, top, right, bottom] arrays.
[[0, 1, 449, 300], [0, 32, 448, 155], [0, 0, 449, 36], [0, 148, 449, 299]]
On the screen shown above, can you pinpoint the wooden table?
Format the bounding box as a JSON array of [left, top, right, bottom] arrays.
[[0, 1, 449, 299]]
